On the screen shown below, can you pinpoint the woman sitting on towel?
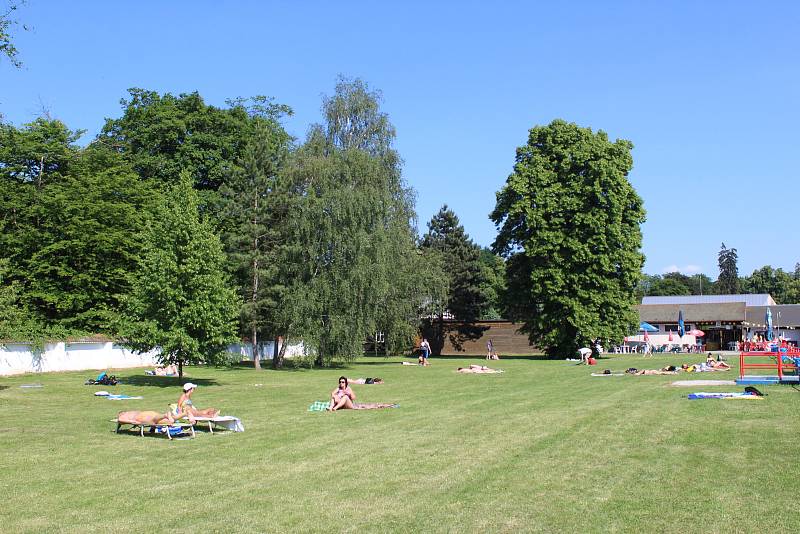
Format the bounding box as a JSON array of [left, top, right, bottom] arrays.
[[328, 377, 396, 411], [177, 383, 219, 418], [706, 354, 731, 370], [329, 376, 356, 411], [457, 365, 501, 374]]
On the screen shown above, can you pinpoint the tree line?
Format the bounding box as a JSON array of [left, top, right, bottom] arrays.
[[638, 243, 800, 304], [4, 78, 792, 366], [0, 79, 503, 371]]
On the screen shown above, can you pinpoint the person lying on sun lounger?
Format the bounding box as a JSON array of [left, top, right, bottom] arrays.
[[176, 383, 219, 418], [457, 364, 502, 374], [117, 409, 179, 426]]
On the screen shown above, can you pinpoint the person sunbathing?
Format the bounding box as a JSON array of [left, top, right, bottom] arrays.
[[145, 363, 178, 376], [177, 383, 219, 418], [706, 355, 731, 370], [457, 364, 502, 374], [329, 376, 356, 411], [117, 409, 175, 426], [627, 366, 677, 375], [348, 377, 384, 384]]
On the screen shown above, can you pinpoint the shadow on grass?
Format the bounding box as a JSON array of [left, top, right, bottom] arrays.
[[431, 354, 550, 361], [120, 375, 221, 388]]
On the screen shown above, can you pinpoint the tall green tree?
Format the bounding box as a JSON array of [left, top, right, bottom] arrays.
[[717, 243, 739, 294], [0, 118, 84, 329], [23, 145, 158, 332], [421, 205, 488, 321], [118, 173, 240, 377], [219, 117, 292, 369], [491, 119, 645, 358], [282, 78, 423, 366], [98, 90, 289, 199]]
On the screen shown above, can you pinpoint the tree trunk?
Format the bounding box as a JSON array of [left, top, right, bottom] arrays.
[[252, 252, 261, 370], [252, 325, 260, 370], [178, 359, 183, 378], [272, 336, 284, 369]]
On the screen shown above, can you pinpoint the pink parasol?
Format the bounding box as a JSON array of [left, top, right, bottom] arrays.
[[687, 329, 705, 337]]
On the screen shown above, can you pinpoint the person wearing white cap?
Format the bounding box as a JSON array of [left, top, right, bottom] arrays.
[[176, 382, 219, 418]]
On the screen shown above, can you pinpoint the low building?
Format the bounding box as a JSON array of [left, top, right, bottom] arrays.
[[638, 294, 798, 350]]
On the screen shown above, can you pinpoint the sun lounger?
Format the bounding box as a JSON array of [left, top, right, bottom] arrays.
[[112, 419, 195, 440], [190, 415, 244, 433]]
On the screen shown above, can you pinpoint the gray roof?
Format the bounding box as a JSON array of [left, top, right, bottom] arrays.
[[637, 303, 745, 323], [641, 294, 775, 306], [745, 305, 800, 328]]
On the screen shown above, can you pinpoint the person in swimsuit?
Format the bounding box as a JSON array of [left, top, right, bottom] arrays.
[[329, 376, 356, 411], [457, 364, 501, 374], [177, 383, 219, 418]]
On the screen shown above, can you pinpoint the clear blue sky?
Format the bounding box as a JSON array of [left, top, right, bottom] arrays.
[[3, 1, 798, 277]]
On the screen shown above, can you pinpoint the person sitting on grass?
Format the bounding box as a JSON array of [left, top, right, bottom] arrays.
[[328, 377, 397, 411], [329, 376, 356, 411], [177, 383, 219, 418], [457, 364, 502, 374]]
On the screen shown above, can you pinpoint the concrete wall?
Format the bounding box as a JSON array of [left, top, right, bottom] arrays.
[[1, 340, 310, 376], [0, 341, 160, 376]]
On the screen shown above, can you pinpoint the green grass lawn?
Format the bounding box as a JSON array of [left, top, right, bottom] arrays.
[[1, 353, 798, 533]]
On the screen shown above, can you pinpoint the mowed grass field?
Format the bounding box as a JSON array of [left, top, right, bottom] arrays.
[[1, 353, 798, 533]]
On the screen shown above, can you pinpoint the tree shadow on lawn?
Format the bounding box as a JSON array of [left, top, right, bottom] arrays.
[[120, 375, 221, 388], [431, 354, 550, 361]]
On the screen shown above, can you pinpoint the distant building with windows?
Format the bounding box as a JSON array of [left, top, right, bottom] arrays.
[[637, 294, 799, 350]]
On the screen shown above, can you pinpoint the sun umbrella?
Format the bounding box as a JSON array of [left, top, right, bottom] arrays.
[[766, 307, 773, 341], [687, 329, 705, 337], [678, 310, 685, 337], [639, 322, 658, 332], [668, 331, 674, 342]]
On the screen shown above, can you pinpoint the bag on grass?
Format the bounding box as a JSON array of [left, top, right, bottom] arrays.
[[744, 386, 764, 397]]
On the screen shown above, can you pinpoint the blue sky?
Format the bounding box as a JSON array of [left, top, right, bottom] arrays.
[[3, 1, 798, 276]]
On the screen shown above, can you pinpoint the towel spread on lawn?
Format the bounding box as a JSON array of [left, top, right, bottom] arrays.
[[687, 392, 763, 400], [308, 401, 399, 411], [309, 401, 331, 411], [94, 392, 143, 400]]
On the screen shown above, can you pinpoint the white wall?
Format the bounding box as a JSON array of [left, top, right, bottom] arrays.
[[0, 342, 160, 376], [1, 340, 309, 376]]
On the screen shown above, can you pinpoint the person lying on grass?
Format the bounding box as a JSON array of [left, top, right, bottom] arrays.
[[328, 377, 397, 411], [348, 377, 384, 384], [680, 362, 730, 372], [145, 363, 178, 376], [177, 383, 219, 418], [626, 366, 678, 375], [457, 365, 502, 374]]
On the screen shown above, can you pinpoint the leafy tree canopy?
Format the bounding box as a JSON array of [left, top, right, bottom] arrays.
[[717, 242, 739, 294], [421, 205, 489, 322], [118, 172, 240, 376], [99, 89, 292, 193], [491, 119, 645, 358]]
